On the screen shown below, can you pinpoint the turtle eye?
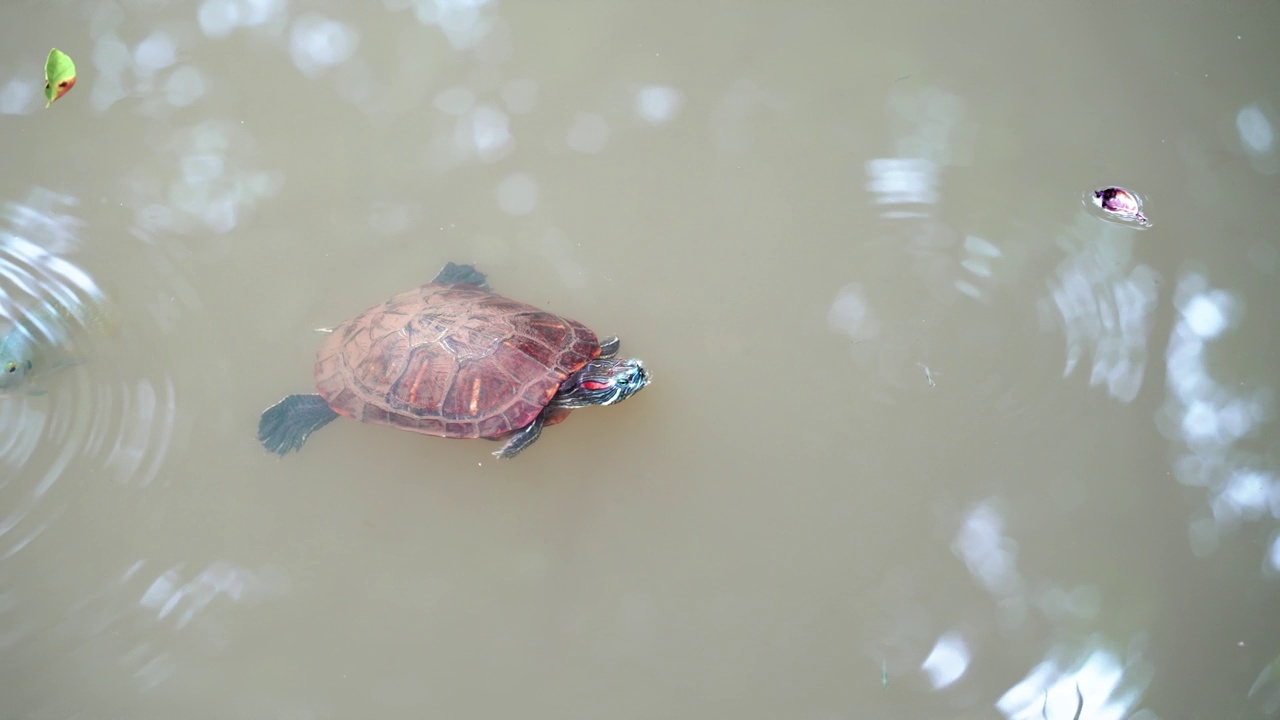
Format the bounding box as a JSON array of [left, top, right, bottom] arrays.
[[4, 362, 16, 374]]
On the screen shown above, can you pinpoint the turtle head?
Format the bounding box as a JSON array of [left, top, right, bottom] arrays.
[[553, 358, 650, 409]]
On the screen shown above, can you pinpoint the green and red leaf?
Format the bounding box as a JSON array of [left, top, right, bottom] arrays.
[[44, 48, 76, 108]]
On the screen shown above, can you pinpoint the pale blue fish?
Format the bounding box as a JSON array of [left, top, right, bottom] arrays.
[[0, 322, 37, 391], [0, 295, 115, 395]]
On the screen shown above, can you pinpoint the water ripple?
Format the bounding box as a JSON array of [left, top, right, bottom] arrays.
[[0, 188, 245, 714], [1038, 213, 1159, 404], [0, 189, 180, 563]]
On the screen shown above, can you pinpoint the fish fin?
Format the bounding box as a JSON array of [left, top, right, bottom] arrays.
[[48, 357, 85, 372]]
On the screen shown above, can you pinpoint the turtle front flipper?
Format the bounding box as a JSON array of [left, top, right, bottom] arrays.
[[493, 406, 573, 459], [493, 408, 556, 459], [598, 336, 620, 358], [493, 413, 544, 459], [258, 393, 340, 456], [432, 262, 489, 290]]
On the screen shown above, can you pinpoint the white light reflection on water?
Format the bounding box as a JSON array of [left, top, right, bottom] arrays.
[[1039, 214, 1159, 404], [289, 14, 360, 79], [423, 86, 518, 172], [952, 500, 1023, 611], [921, 631, 970, 689], [635, 85, 683, 125], [887, 83, 974, 168], [31, 558, 291, 701], [1157, 273, 1277, 560], [198, 0, 288, 39], [859, 83, 969, 220], [122, 120, 283, 236], [199, 0, 510, 132], [826, 283, 880, 344], [138, 560, 290, 632], [458, 103, 514, 163], [956, 234, 1004, 301], [864, 82, 1041, 309], [86, 21, 210, 116], [133, 31, 177, 74], [865, 157, 937, 220], [415, 0, 496, 51], [0, 75, 40, 115], [1236, 102, 1278, 176], [1250, 654, 1280, 718], [997, 645, 1140, 720], [951, 500, 1153, 718]]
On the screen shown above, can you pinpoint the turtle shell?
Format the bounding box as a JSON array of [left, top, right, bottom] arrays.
[[313, 282, 600, 439]]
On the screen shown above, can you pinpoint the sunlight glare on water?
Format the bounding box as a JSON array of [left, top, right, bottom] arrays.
[[1041, 215, 1159, 404], [1158, 272, 1276, 560]]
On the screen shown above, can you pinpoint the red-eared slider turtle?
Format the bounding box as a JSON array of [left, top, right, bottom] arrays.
[[257, 262, 650, 459]]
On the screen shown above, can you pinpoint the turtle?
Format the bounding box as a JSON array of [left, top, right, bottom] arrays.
[[1091, 186, 1150, 226], [257, 261, 650, 459]]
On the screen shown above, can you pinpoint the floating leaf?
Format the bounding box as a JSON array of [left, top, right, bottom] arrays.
[[44, 48, 77, 108]]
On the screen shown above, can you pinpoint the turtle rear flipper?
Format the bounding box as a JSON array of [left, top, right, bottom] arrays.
[[259, 393, 339, 456], [432, 262, 489, 290]]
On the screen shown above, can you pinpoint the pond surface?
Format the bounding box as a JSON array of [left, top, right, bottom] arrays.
[[2, 2, 1279, 718]]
